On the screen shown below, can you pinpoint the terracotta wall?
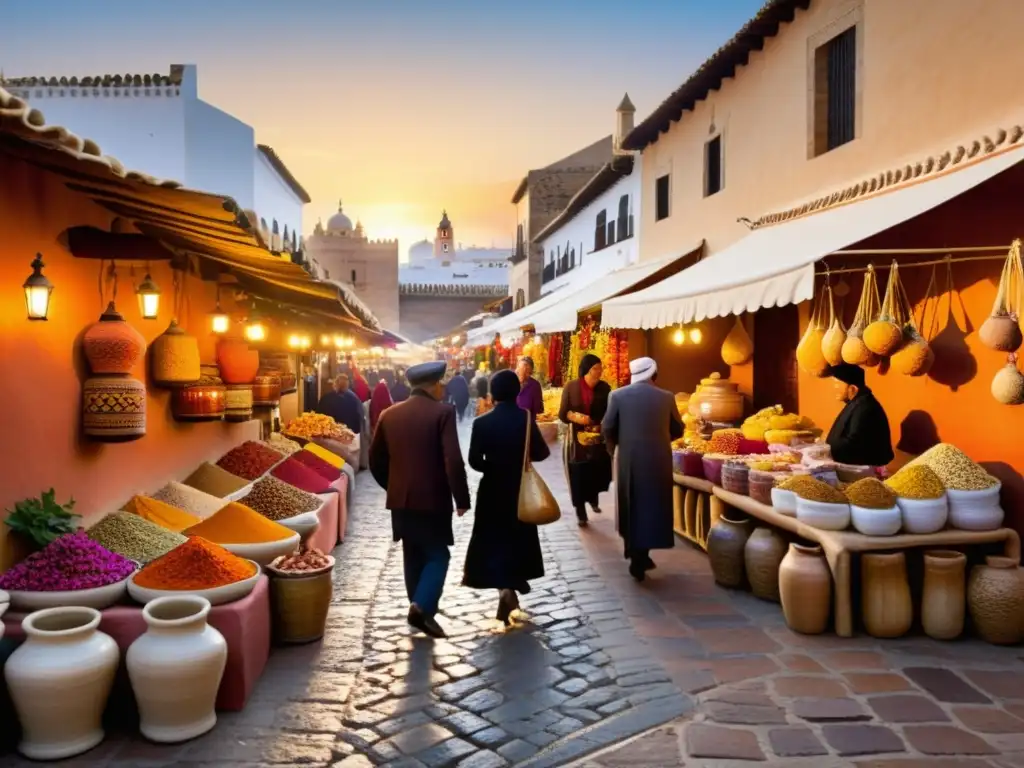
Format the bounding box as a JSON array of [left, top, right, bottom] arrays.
[[0, 154, 260, 569]]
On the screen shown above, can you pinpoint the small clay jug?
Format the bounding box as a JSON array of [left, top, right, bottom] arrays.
[[779, 543, 831, 634], [921, 550, 966, 640], [706, 515, 752, 588], [744, 527, 786, 602], [862, 552, 913, 639], [968, 556, 1024, 645]]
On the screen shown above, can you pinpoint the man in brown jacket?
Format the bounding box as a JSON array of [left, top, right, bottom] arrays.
[[369, 361, 471, 638]]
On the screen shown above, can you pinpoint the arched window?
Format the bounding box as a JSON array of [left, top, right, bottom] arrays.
[[272, 219, 279, 235], [351, 269, 357, 284]]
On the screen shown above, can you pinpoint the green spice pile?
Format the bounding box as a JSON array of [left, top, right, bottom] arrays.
[[239, 476, 320, 521], [183, 462, 250, 498], [844, 478, 897, 509], [778, 474, 847, 504], [152, 481, 224, 518], [906, 444, 998, 491], [885, 465, 946, 500], [86, 512, 187, 564]]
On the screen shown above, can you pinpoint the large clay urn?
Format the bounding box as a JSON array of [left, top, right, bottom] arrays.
[[967, 556, 1024, 645], [82, 302, 146, 374], [216, 337, 260, 384], [921, 550, 966, 640], [707, 515, 752, 588], [862, 552, 913, 639], [779, 544, 831, 634], [744, 527, 786, 602], [688, 373, 745, 423]]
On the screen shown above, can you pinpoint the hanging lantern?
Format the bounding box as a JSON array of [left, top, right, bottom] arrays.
[[672, 327, 686, 346], [209, 305, 230, 334], [136, 272, 161, 320], [288, 334, 302, 349], [689, 327, 703, 344], [23, 254, 54, 321], [320, 334, 331, 347], [244, 312, 266, 343]]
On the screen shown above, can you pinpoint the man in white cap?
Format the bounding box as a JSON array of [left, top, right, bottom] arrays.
[[602, 356, 684, 581]]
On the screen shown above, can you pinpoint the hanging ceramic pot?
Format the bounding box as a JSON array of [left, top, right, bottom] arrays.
[[151, 320, 201, 387], [743, 527, 786, 602], [921, 550, 966, 640], [779, 543, 831, 634], [4, 606, 119, 760], [127, 596, 227, 743], [82, 375, 146, 442], [706, 515, 752, 588], [861, 552, 913, 638], [216, 337, 260, 385], [967, 556, 1024, 645], [82, 302, 147, 375]]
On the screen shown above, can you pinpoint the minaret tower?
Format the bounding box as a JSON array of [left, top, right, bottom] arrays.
[[434, 210, 454, 258]]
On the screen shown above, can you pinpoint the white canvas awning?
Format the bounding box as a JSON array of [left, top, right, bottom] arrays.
[[602, 143, 1024, 330]]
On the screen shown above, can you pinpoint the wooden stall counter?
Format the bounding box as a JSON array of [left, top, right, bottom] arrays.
[[711, 486, 1022, 638], [2, 575, 271, 711], [673, 473, 716, 549]]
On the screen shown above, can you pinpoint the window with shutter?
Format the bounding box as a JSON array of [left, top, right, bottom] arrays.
[[655, 175, 670, 221], [813, 25, 857, 155], [704, 135, 723, 197]]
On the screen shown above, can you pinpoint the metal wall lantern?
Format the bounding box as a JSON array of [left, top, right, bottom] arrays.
[[136, 272, 161, 320], [23, 254, 54, 321]]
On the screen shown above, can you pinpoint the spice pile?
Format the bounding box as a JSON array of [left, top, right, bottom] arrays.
[[290, 450, 342, 482], [270, 458, 332, 494], [284, 413, 355, 443], [265, 432, 302, 455], [185, 501, 295, 543], [844, 478, 898, 509], [273, 548, 331, 573], [134, 536, 257, 590], [0, 532, 136, 592], [885, 465, 946, 500], [184, 462, 250, 497], [303, 444, 344, 469], [240, 476, 321, 521], [124, 495, 201, 532], [152, 481, 224, 518], [708, 429, 742, 455], [87, 512, 187, 564], [217, 441, 284, 480], [906, 444, 998, 491], [778, 475, 848, 504]]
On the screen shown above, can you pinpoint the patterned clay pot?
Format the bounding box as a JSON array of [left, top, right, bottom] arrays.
[[921, 550, 966, 640], [779, 544, 831, 634], [127, 596, 227, 743], [82, 302, 146, 374], [861, 552, 913, 639], [252, 375, 282, 407], [173, 376, 226, 421], [4, 607, 119, 760], [224, 384, 253, 422], [743, 527, 786, 602], [82, 375, 146, 441], [216, 337, 259, 385], [151, 320, 201, 387], [706, 515, 752, 588], [967, 556, 1024, 645]]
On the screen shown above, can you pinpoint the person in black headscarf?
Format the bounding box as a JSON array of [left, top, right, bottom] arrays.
[[463, 370, 550, 625], [826, 363, 894, 467], [558, 353, 612, 526]]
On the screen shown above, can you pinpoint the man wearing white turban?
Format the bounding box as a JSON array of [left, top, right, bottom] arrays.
[[602, 357, 684, 581]]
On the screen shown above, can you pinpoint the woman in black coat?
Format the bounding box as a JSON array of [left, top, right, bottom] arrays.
[[558, 353, 612, 526], [463, 370, 551, 625]]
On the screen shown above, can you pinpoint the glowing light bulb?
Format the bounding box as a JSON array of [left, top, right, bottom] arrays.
[[689, 327, 702, 344], [244, 320, 266, 342], [672, 328, 685, 346]]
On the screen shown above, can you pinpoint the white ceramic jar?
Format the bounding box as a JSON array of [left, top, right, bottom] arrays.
[[947, 485, 1005, 531], [126, 595, 227, 743], [796, 498, 851, 531], [850, 505, 902, 537], [898, 496, 949, 534], [4, 606, 119, 760]]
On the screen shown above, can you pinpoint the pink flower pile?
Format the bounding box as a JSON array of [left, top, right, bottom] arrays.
[[0, 531, 136, 591]]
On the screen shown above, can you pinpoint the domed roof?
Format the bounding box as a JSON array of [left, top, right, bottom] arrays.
[[438, 210, 451, 230], [327, 200, 353, 233]]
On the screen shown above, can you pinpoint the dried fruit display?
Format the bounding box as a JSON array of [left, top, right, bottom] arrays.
[[284, 413, 356, 443]]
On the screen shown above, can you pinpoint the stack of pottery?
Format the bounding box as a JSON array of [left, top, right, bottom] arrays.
[[217, 337, 259, 422], [173, 364, 227, 421], [150, 320, 201, 387], [778, 543, 831, 634], [967, 556, 1024, 644], [707, 516, 752, 588], [81, 302, 147, 442], [252, 374, 282, 407]]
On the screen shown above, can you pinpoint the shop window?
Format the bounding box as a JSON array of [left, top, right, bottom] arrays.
[[704, 135, 723, 197], [595, 211, 607, 250], [655, 174, 670, 221], [814, 25, 857, 155]]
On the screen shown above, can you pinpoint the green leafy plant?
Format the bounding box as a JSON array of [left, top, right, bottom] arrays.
[[5, 489, 80, 548]]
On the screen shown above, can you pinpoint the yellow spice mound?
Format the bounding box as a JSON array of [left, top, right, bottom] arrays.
[[303, 443, 344, 469], [844, 478, 897, 510], [124, 495, 201, 533], [885, 465, 946, 500], [185, 501, 294, 544], [778, 475, 847, 504]]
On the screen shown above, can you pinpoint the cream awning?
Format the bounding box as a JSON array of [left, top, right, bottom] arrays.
[[466, 281, 581, 346], [602, 142, 1024, 329]]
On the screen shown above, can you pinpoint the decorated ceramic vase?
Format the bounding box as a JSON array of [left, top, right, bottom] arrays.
[[151, 320, 201, 387], [779, 543, 831, 634], [861, 552, 913, 639], [82, 302, 146, 374], [706, 515, 752, 588], [224, 384, 254, 422], [4, 607, 119, 760], [82, 376, 146, 441], [127, 596, 227, 743], [216, 338, 259, 385], [921, 550, 966, 640], [744, 527, 786, 602], [967, 556, 1024, 645]]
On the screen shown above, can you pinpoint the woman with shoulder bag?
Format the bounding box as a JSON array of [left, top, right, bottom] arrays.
[[558, 354, 612, 527]]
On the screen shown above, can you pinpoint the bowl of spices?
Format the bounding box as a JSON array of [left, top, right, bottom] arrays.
[[267, 549, 334, 578], [786, 476, 851, 531], [216, 441, 284, 481], [184, 501, 300, 565], [266, 549, 334, 644], [128, 537, 260, 606], [86, 511, 188, 564], [123, 495, 201, 533], [288, 450, 342, 482], [885, 465, 949, 534], [908, 444, 1003, 531], [0, 532, 137, 611], [183, 462, 250, 499], [270, 457, 333, 494], [845, 478, 901, 536]]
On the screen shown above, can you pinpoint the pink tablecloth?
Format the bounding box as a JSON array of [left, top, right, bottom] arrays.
[[308, 492, 339, 554], [2, 576, 271, 712], [332, 474, 349, 543]]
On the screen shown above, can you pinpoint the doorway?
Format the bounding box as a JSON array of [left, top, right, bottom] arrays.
[[753, 304, 800, 414]]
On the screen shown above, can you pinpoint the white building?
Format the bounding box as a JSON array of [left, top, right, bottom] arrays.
[[399, 211, 510, 293], [0, 65, 309, 246]]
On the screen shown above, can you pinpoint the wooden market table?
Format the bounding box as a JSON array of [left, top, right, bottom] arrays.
[[710, 485, 1022, 638], [672, 473, 717, 549]]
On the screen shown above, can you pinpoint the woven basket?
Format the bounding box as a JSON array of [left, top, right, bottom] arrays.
[[269, 569, 333, 644]]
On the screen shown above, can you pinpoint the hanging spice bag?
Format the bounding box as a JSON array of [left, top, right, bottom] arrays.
[[796, 285, 831, 377], [890, 265, 935, 377], [820, 283, 847, 367], [992, 353, 1024, 405], [721, 316, 754, 366], [979, 239, 1024, 352], [841, 268, 882, 367], [864, 262, 908, 357]]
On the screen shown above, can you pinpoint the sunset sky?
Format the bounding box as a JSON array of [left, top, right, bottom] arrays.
[[3, 0, 763, 257]]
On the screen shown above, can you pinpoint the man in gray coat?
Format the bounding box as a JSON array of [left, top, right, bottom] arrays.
[[602, 357, 684, 581]]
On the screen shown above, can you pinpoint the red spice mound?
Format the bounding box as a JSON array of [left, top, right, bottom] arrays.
[[290, 450, 342, 482], [271, 457, 332, 494], [217, 440, 283, 480]]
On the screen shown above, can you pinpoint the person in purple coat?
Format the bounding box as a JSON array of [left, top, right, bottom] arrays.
[[515, 356, 543, 420]]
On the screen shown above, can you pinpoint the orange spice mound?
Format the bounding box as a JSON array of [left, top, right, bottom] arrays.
[[124, 495, 201, 533], [134, 536, 256, 590], [184, 501, 293, 544]]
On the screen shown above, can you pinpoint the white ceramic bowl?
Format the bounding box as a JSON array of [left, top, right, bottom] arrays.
[[220, 533, 301, 566], [128, 560, 261, 606], [947, 484, 1005, 531], [796, 498, 851, 531], [274, 510, 321, 540], [850, 505, 901, 537], [898, 495, 949, 534], [770, 487, 798, 516], [6, 575, 131, 612]]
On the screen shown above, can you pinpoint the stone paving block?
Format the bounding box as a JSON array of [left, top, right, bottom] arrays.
[[686, 723, 766, 760], [460, 688, 505, 714], [845, 672, 913, 694], [416, 737, 478, 767], [851, 761, 996, 768], [590, 727, 683, 766], [867, 693, 950, 723], [556, 677, 590, 695], [903, 725, 998, 755], [953, 705, 1024, 733], [778, 653, 827, 673], [705, 701, 788, 725], [822, 650, 888, 670], [525, 730, 560, 748], [768, 726, 829, 757], [774, 674, 849, 698], [822, 724, 906, 756], [791, 696, 871, 722], [964, 669, 1024, 700], [390, 723, 455, 756], [497, 739, 538, 762], [903, 667, 991, 703], [440, 711, 493, 737], [467, 726, 511, 748], [376, 711, 434, 737], [455, 750, 510, 768]]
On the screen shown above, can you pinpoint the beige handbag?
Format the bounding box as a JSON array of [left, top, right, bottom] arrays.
[[518, 414, 561, 525]]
